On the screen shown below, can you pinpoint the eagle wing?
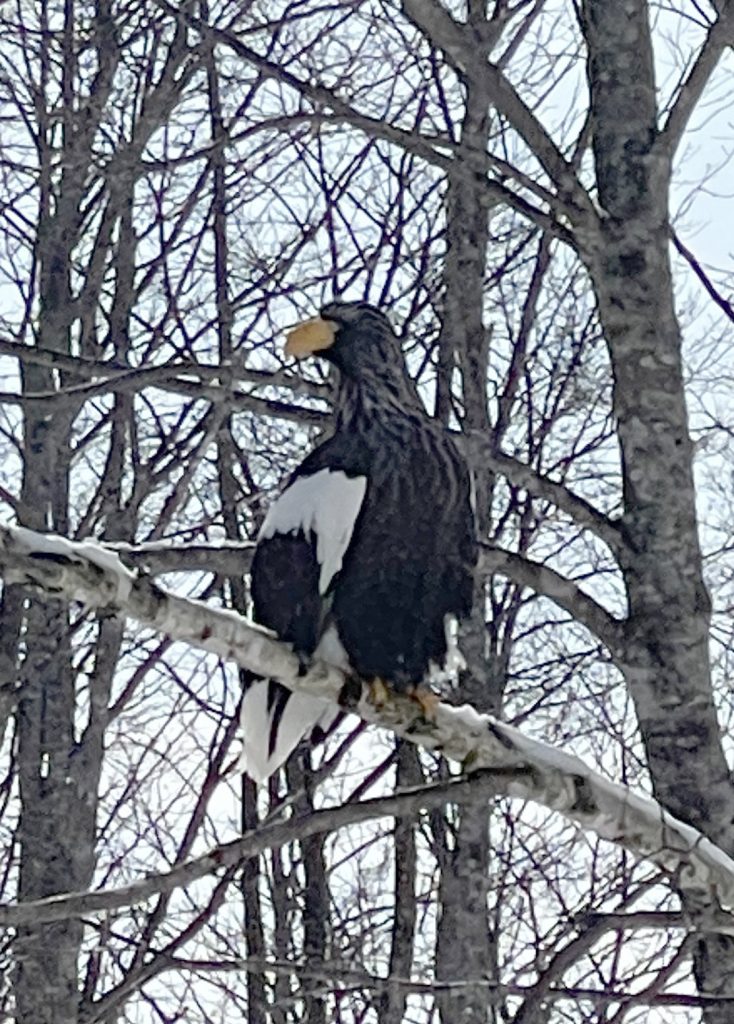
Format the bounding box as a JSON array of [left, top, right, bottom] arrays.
[[241, 426, 476, 781], [241, 454, 367, 781]]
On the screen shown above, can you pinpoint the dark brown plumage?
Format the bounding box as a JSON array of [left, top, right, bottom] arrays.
[[241, 301, 477, 780]]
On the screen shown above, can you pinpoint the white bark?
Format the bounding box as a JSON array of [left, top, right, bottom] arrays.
[[2, 523, 734, 919]]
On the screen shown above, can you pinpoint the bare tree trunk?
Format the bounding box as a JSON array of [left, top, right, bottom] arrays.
[[293, 754, 329, 1024], [435, 792, 497, 1024], [378, 741, 420, 1024], [204, 29, 271, 1020], [433, 14, 499, 1017], [13, 13, 88, 1009], [581, 1, 734, 1016], [10, 3, 167, 1014], [14, 603, 82, 1024], [241, 778, 268, 1024], [270, 831, 293, 1024]]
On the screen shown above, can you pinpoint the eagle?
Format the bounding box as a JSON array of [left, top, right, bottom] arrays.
[[241, 301, 477, 781]]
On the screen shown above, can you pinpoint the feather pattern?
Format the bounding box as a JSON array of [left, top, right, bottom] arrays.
[[239, 625, 348, 782], [241, 302, 477, 780]]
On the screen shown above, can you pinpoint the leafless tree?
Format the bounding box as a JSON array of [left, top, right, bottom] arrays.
[[0, 1, 733, 1022]]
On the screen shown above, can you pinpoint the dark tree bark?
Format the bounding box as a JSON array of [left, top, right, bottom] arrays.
[[378, 741, 421, 1024], [13, 14, 94, 1014], [9, 5, 199, 1020], [432, 10, 499, 1017], [295, 755, 329, 1024]]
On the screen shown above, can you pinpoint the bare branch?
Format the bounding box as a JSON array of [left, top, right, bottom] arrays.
[[92, 953, 734, 1010], [466, 435, 627, 557], [158, 2, 578, 246], [480, 544, 624, 655], [2, 525, 734, 915], [0, 336, 328, 403], [105, 537, 627, 667], [656, 1, 734, 162], [671, 227, 734, 325], [401, 0, 599, 228], [111, 540, 255, 577]]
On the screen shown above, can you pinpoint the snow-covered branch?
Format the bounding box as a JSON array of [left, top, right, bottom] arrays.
[[2, 524, 734, 915]]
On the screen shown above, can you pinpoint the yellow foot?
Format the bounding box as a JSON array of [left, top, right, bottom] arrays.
[[406, 684, 440, 720], [368, 677, 391, 708]]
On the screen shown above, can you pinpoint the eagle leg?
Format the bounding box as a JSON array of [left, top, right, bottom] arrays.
[[368, 677, 392, 709], [296, 654, 311, 677], [338, 674, 363, 710], [406, 684, 440, 720]]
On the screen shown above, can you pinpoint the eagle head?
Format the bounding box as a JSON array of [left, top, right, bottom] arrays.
[[285, 302, 397, 378]]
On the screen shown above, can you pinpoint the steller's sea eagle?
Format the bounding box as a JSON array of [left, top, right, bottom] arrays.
[[241, 301, 477, 781]]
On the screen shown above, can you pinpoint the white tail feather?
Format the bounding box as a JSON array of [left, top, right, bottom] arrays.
[[240, 626, 349, 782], [239, 681, 336, 782]]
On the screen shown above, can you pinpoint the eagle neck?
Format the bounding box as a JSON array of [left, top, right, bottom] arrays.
[[335, 372, 423, 435]]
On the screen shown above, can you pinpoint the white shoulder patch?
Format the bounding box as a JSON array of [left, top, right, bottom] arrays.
[[259, 468, 367, 594]]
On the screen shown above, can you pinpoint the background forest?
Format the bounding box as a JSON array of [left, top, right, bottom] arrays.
[[0, 1, 733, 1022]]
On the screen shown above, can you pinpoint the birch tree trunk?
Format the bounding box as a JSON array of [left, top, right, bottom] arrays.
[[581, 1, 734, 1015], [1, 1, 734, 1020]]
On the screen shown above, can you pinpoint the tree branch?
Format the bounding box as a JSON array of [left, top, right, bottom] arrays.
[[1, 525, 734, 919], [0, 335, 329, 407], [156, 2, 577, 246], [480, 544, 624, 656], [0, 777, 495, 928], [670, 227, 734, 325], [465, 435, 628, 558], [400, 0, 598, 228], [110, 540, 255, 577], [656, 1, 734, 163], [108, 537, 627, 663], [95, 953, 734, 1010]]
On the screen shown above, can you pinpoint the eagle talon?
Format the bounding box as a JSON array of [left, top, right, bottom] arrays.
[[368, 677, 391, 709], [296, 653, 312, 677], [406, 684, 440, 720]]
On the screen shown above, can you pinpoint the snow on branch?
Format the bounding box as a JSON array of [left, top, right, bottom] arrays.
[[2, 524, 734, 918]]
